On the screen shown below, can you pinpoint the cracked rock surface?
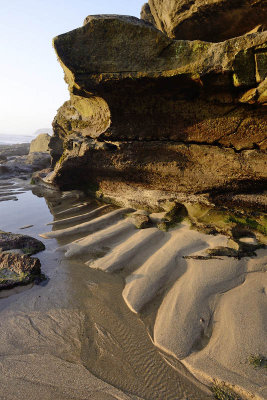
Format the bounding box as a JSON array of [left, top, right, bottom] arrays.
[[47, 14, 267, 201]]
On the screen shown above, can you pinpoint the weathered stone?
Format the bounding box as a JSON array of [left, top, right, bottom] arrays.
[[49, 140, 267, 194], [0, 155, 7, 162], [30, 133, 51, 153], [48, 15, 267, 204], [128, 212, 152, 229], [0, 231, 45, 255], [140, 3, 156, 25], [143, 0, 267, 42], [0, 143, 30, 158], [0, 152, 51, 179], [233, 48, 257, 87], [255, 50, 267, 83], [257, 78, 267, 104], [0, 252, 41, 290]]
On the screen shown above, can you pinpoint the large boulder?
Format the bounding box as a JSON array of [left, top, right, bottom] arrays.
[[141, 0, 267, 42], [48, 15, 267, 205], [30, 133, 51, 153]]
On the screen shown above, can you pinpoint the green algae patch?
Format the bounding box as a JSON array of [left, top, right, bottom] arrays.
[[165, 203, 188, 228], [157, 202, 188, 231], [0, 269, 30, 286], [211, 384, 241, 400], [227, 215, 267, 236], [249, 354, 267, 369], [183, 202, 267, 243], [0, 252, 42, 290]]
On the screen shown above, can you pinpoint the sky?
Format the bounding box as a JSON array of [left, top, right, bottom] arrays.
[[0, 0, 145, 136]]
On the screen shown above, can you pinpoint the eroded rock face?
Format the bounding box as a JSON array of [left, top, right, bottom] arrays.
[[140, 3, 156, 25], [30, 133, 51, 153], [142, 0, 267, 42], [49, 15, 267, 203]]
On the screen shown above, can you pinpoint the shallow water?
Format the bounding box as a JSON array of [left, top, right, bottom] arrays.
[[0, 181, 212, 400]]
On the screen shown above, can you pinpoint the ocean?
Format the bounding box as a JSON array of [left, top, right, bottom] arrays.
[[0, 134, 35, 145]]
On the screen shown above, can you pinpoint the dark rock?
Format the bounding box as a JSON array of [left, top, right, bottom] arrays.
[[0, 155, 7, 162], [0, 153, 51, 179], [0, 252, 41, 290], [0, 143, 30, 157], [206, 244, 263, 259], [0, 231, 45, 255]]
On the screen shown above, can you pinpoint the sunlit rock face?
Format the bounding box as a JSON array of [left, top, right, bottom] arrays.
[[141, 0, 267, 42], [49, 14, 267, 205]]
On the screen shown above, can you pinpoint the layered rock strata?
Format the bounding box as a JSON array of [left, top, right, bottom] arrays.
[[48, 14, 267, 208]]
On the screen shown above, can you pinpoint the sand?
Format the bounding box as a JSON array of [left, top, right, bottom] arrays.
[[46, 205, 110, 227], [40, 208, 134, 239], [0, 184, 213, 400], [39, 199, 267, 399], [1, 176, 266, 399]]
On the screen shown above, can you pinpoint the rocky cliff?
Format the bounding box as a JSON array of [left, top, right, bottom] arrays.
[[48, 6, 267, 209], [141, 0, 267, 42]]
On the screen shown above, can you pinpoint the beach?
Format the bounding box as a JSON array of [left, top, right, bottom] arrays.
[[0, 150, 266, 399], [1, 0, 267, 398], [0, 177, 213, 400]]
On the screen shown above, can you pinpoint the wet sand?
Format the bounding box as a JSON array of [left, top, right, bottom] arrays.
[[0, 180, 213, 400]]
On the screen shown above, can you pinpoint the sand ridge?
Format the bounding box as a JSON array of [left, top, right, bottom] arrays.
[[40, 201, 267, 400]]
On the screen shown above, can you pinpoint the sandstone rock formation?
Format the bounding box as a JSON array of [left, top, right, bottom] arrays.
[[47, 14, 266, 207], [30, 133, 51, 153], [141, 0, 267, 42], [140, 3, 156, 26]]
